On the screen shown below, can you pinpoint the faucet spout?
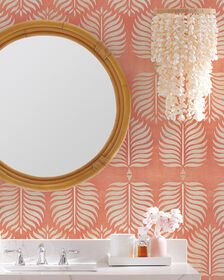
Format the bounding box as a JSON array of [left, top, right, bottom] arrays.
[[37, 243, 48, 265]]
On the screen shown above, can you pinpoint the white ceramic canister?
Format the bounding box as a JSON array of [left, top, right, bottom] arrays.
[[110, 234, 136, 257], [150, 235, 167, 257]]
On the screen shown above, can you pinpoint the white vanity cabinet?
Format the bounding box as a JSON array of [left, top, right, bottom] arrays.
[[0, 239, 200, 280]]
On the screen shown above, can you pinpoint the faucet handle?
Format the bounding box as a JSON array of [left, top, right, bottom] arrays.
[[4, 248, 25, 266], [68, 249, 80, 254], [58, 248, 80, 265]]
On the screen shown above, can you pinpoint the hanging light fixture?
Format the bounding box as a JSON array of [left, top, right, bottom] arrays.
[[151, 8, 218, 121]]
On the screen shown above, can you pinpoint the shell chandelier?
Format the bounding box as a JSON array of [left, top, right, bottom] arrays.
[[151, 9, 218, 121]]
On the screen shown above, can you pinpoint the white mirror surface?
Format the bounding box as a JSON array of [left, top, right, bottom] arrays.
[[0, 36, 116, 177]]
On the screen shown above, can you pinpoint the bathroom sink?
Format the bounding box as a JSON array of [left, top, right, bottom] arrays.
[[3, 263, 97, 272]]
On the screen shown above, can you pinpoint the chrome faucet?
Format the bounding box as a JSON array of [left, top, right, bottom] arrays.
[[58, 248, 80, 265], [37, 243, 48, 265], [4, 248, 25, 265]]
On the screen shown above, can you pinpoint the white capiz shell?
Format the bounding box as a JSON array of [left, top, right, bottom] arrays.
[[151, 12, 218, 121]]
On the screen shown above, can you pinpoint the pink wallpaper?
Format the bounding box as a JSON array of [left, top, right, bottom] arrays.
[[0, 0, 223, 279]]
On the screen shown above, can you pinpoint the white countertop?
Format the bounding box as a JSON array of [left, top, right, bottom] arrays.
[[0, 263, 200, 280], [0, 239, 200, 279]]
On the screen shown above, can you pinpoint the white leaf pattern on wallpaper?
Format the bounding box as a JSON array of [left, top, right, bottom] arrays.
[[32, 3, 67, 21], [105, 182, 153, 232], [162, 0, 204, 8], [28, 226, 68, 239], [0, 10, 14, 29], [0, 230, 13, 239], [217, 11, 224, 59], [159, 120, 207, 167], [132, 72, 165, 122], [188, 226, 224, 277], [82, 225, 113, 239], [108, 0, 149, 16], [159, 182, 207, 232], [213, 120, 224, 166], [213, 183, 224, 227], [0, 0, 43, 16], [0, 184, 46, 234], [206, 73, 224, 122], [50, 183, 99, 234], [53, 0, 95, 16], [217, 0, 224, 9], [132, 10, 152, 59], [80, 8, 126, 57], [111, 117, 153, 167]]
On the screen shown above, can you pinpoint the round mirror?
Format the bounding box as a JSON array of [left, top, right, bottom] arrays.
[[0, 21, 130, 190], [0, 35, 116, 177]]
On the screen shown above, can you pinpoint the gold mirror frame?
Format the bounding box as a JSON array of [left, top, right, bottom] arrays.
[[0, 21, 130, 191]]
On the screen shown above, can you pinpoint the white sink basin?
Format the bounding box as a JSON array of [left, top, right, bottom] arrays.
[[3, 263, 97, 272]]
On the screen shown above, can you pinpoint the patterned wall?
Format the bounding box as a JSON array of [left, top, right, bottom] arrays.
[[0, 0, 223, 279]]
